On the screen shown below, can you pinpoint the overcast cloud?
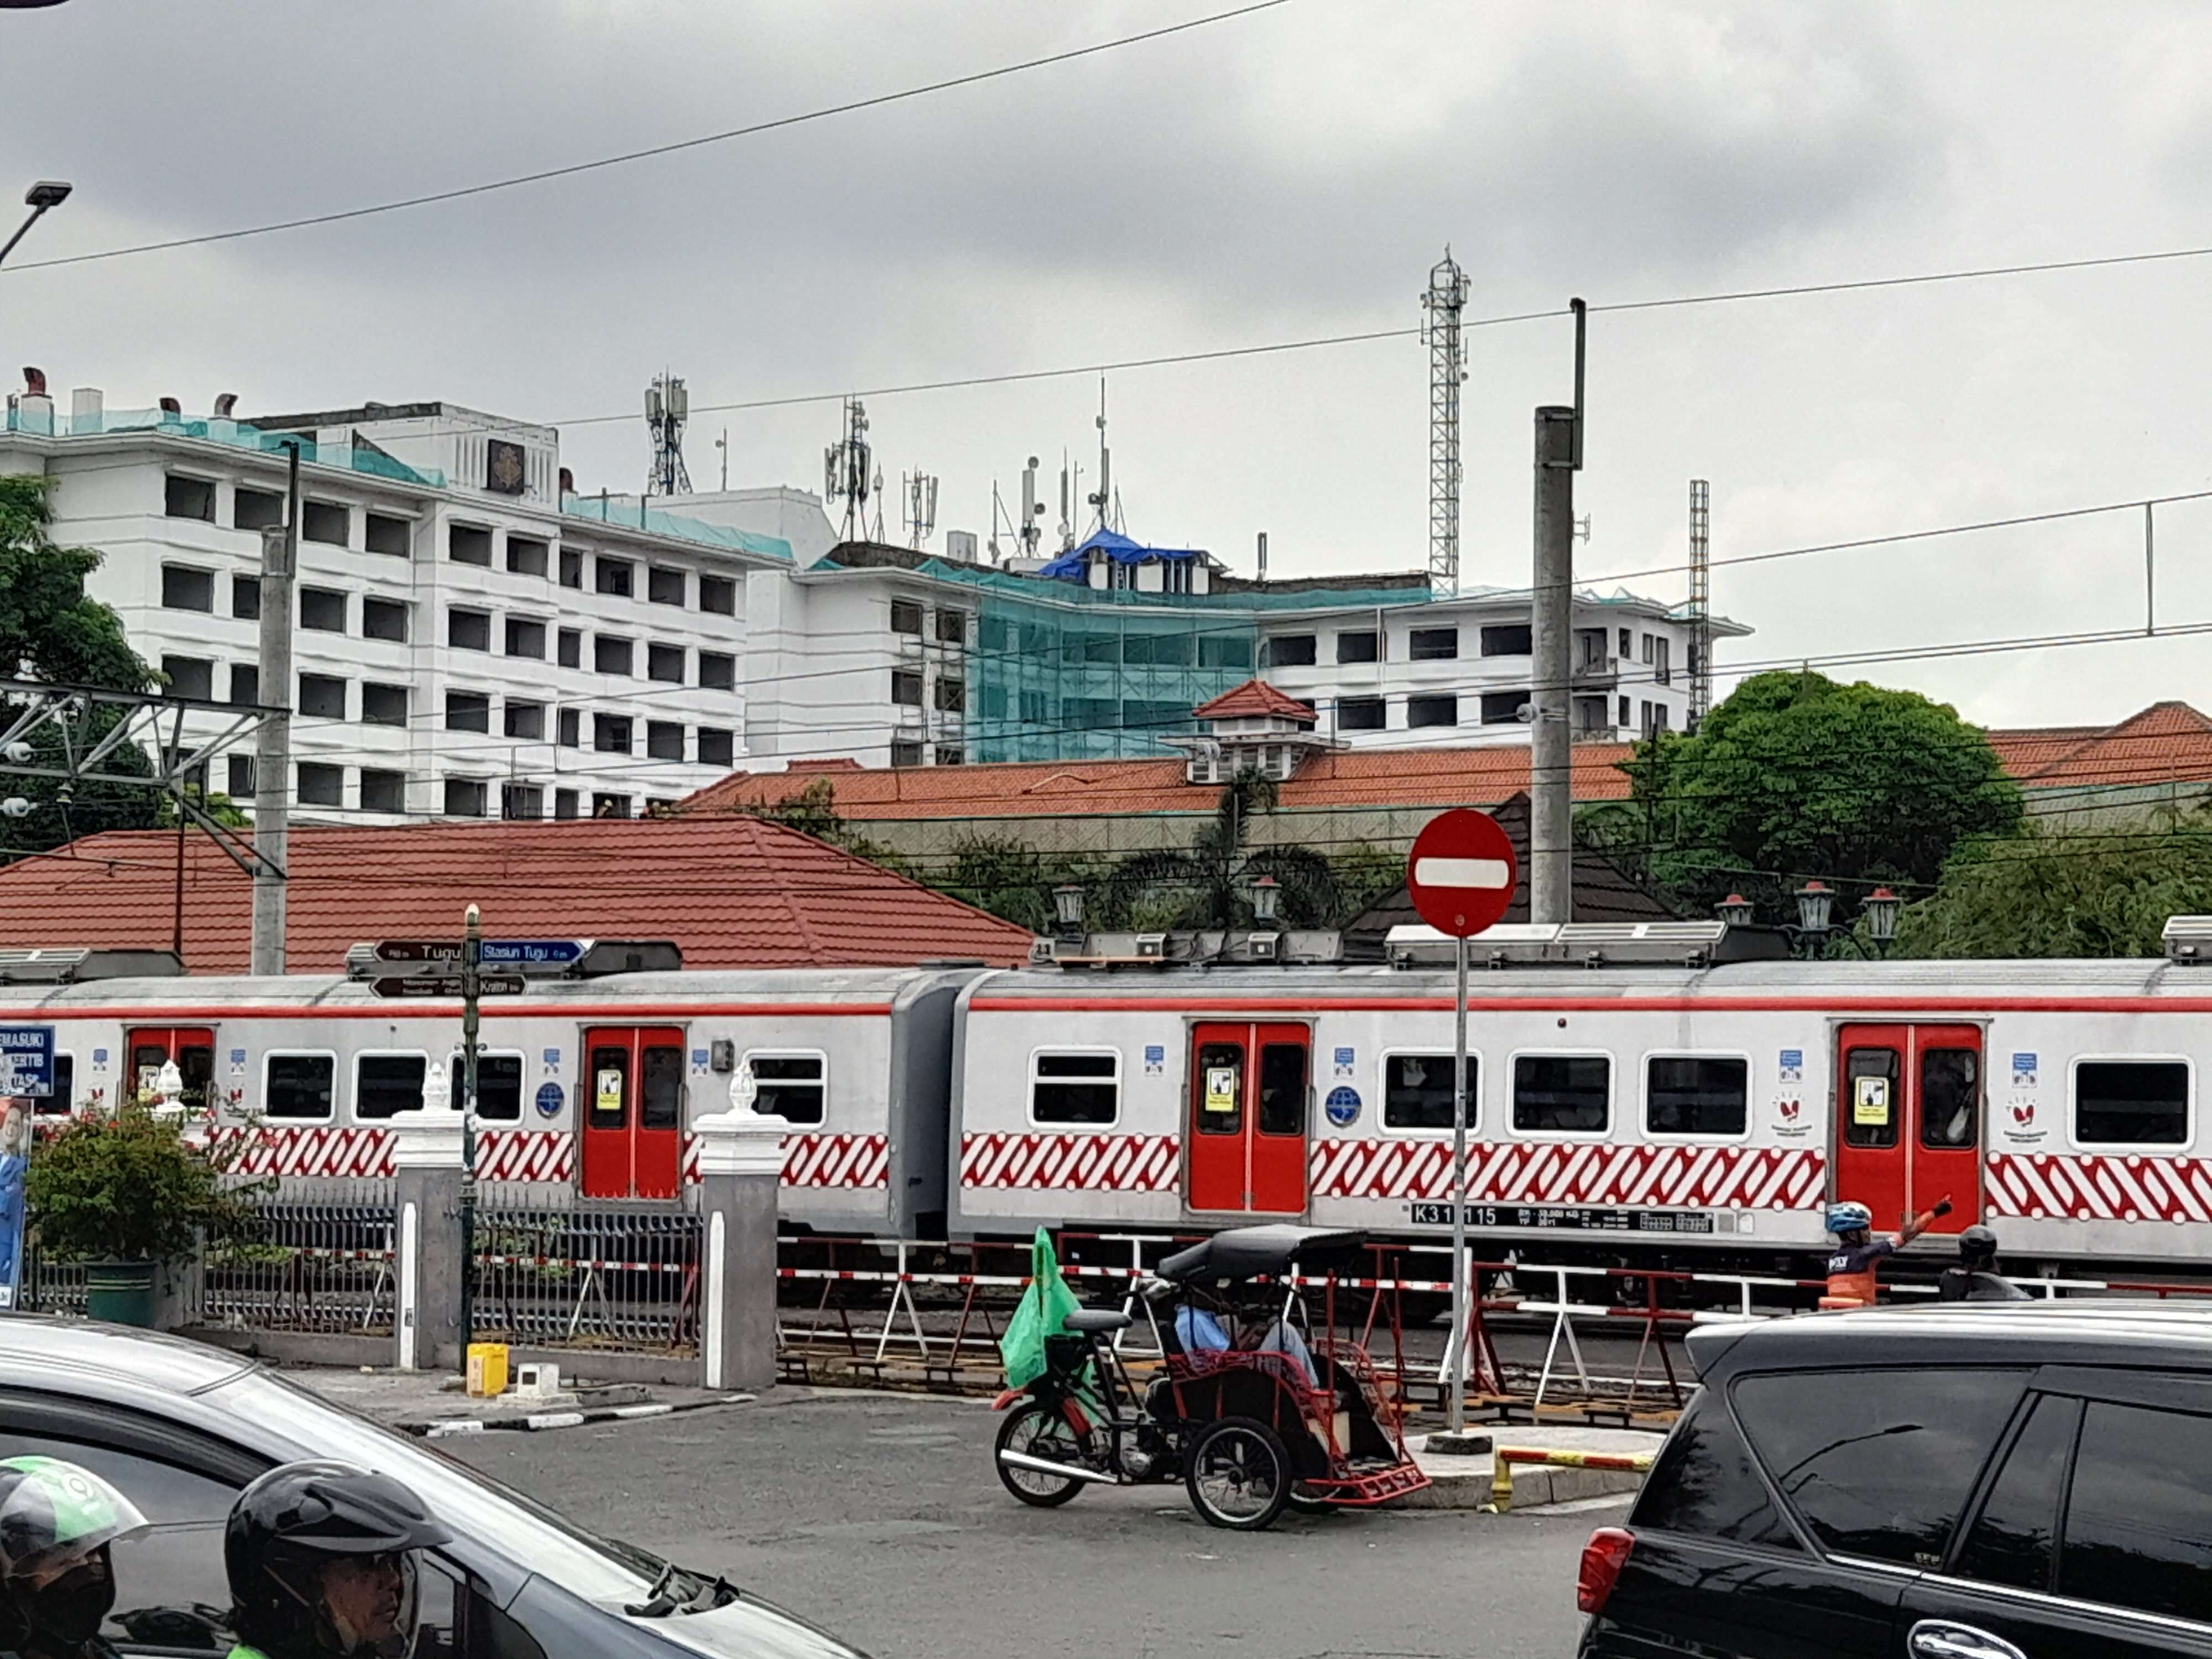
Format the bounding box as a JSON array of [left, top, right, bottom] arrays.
[[6, 1, 2212, 731]]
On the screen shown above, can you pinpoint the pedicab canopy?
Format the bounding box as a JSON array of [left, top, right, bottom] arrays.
[[1156, 1226, 1367, 1286]]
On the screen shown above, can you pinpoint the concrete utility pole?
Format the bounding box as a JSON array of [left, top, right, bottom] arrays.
[[249, 442, 299, 975], [1530, 405, 1577, 925]]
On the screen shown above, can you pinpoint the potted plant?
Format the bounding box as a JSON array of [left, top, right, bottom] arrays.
[[24, 1101, 244, 1327]]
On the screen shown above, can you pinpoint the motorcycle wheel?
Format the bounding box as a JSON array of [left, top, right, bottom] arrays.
[[995, 1404, 1088, 1507], [1186, 1416, 1293, 1531]]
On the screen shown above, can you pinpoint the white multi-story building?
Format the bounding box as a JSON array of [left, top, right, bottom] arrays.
[[1, 379, 825, 821]]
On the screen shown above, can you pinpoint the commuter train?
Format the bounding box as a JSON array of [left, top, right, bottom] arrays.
[[6, 919, 2212, 1269]]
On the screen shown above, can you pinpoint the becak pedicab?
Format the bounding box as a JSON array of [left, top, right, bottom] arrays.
[[992, 1224, 1430, 1530]]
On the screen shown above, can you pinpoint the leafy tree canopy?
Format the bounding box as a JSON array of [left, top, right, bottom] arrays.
[[1585, 670, 2024, 927], [0, 477, 163, 859], [1893, 823, 2212, 958]]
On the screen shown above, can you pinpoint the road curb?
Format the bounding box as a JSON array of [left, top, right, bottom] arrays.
[[411, 1394, 754, 1438]]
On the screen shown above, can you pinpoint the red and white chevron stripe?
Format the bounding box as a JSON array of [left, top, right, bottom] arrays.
[[1310, 1139, 1827, 1211], [782, 1133, 890, 1189], [478, 1130, 573, 1185], [1987, 1152, 2212, 1223], [210, 1125, 395, 1180], [961, 1132, 1181, 1192]]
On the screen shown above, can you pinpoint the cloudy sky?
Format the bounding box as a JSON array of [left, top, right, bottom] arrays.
[[7, 0, 2212, 731]]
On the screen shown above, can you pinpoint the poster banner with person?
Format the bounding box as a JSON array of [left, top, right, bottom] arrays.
[[0, 1100, 27, 1311]]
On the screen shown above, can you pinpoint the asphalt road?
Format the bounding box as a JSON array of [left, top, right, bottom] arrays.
[[444, 1389, 1620, 1659]]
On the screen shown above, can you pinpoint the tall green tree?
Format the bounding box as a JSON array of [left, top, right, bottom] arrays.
[[0, 477, 162, 858], [1892, 823, 2212, 958], [1582, 669, 2023, 927]]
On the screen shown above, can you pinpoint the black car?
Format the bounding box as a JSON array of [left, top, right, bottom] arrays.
[[1578, 1303, 2212, 1659], [0, 1317, 867, 1659]]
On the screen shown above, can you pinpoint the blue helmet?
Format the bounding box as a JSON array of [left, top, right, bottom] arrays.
[[1825, 1201, 1874, 1235]]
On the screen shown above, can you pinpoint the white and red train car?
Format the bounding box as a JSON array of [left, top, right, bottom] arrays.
[[947, 927, 2212, 1271], [0, 959, 975, 1239], [9, 920, 2212, 1269]]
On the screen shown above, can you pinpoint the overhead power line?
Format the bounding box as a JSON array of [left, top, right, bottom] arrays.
[[0, 1, 1290, 278], [539, 239, 2212, 429]]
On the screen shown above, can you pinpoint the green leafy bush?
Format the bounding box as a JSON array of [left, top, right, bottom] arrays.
[[26, 1108, 247, 1262]]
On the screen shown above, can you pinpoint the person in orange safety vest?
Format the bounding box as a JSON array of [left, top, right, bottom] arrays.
[[1820, 1197, 1952, 1308]]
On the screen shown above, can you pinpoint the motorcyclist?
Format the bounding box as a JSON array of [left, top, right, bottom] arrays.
[[223, 1463, 450, 1659], [0, 1455, 150, 1659], [1821, 1197, 1951, 1308], [1938, 1224, 2032, 1303]]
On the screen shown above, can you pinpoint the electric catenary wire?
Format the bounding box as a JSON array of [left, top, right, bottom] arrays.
[[0, 2, 1290, 278]]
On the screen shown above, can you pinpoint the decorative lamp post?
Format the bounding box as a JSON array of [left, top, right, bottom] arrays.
[[152, 1060, 184, 1119], [1794, 880, 1835, 938], [421, 1062, 452, 1115], [1052, 883, 1085, 938], [1249, 874, 1281, 925], [1714, 893, 1755, 928], [1864, 886, 1902, 953]]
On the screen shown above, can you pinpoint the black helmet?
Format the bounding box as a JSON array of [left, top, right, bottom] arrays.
[[1959, 1224, 1999, 1269], [225, 1463, 449, 1659]]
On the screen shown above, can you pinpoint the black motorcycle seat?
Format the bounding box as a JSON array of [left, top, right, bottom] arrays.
[[1063, 1308, 1134, 1333]]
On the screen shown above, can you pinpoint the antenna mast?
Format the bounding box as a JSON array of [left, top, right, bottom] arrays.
[[1086, 379, 1113, 533], [822, 398, 874, 542], [902, 469, 939, 550], [644, 371, 692, 495], [1687, 478, 1713, 729], [1420, 248, 1470, 591]]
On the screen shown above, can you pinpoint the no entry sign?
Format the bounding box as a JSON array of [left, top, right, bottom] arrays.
[[1406, 808, 1519, 938]]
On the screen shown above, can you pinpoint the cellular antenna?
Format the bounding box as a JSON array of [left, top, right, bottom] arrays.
[[1020, 455, 1041, 557], [1086, 378, 1114, 532], [822, 397, 874, 541], [902, 468, 940, 550], [1688, 478, 1713, 729], [1420, 247, 1470, 592], [644, 371, 692, 496]]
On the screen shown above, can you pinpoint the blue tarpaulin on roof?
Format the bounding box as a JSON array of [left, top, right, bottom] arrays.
[[1037, 527, 1205, 581]]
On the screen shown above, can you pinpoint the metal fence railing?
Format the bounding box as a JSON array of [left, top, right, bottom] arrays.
[[196, 1185, 399, 1336], [20, 1244, 87, 1317], [469, 1203, 701, 1356]]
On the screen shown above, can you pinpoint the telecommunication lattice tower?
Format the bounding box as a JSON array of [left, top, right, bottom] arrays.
[[1421, 248, 1471, 591]]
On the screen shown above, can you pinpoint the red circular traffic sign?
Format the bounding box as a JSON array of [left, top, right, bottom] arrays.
[[1406, 808, 1520, 938]]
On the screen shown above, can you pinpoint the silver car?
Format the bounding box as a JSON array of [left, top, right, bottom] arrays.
[[0, 1318, 867, 1659]]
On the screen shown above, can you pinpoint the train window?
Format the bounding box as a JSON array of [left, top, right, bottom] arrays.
[[1031, 1051, 1118, 1126], [1512, 1055, 1610, 1134], [1645, 1056, 1748, 1138], [33, 1055, 73, 1116], [1921, 1048, 1979, 1149], [2073, 1060, 2189, 1146], [1844, 1047, 1901, 1149], [746, 1053, 826, 1126], [640, 1046, 684, 1131], [353, 1053, 426, 1120], [263, 1053, 335, 1121], [1258, 1044, 1306, 1137], [449, 1053, 524, 1121], [1383, 1054, 1475, 1131]]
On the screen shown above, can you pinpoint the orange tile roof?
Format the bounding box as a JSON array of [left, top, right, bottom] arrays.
[[688, 743, 1639, 822], [0, 818, 1036, 974], [1191, 679, 1321, 723], [688, 701, 2212, 825]]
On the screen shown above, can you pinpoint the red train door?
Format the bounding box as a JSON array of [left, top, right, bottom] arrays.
[[124, 1026, 215, 1110], [580, 1026, 686, 1199], [1834, 1024, 1982, 1235], [1186, 1022, 1310, 1215]]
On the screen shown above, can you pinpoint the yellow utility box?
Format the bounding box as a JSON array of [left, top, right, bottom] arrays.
[[466, 1343, 509, 1398]]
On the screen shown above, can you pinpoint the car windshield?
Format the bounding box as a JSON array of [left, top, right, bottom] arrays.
[[209, 1369, 656, 1604]]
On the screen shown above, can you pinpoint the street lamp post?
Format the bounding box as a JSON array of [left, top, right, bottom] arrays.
[[1248, 874, 1280, 926], [1052, 883, 1084, 941], [0, 182, 72, 268], [1720, 878, 1901, 959]]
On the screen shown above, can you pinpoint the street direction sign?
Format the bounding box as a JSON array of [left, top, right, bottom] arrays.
[[369, 973, 526, 1000], [0, 1026, 54, 1097], [478, 940, 585, 969], [1406, 808, 1519, 938], [373, 940, 584, 971]]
